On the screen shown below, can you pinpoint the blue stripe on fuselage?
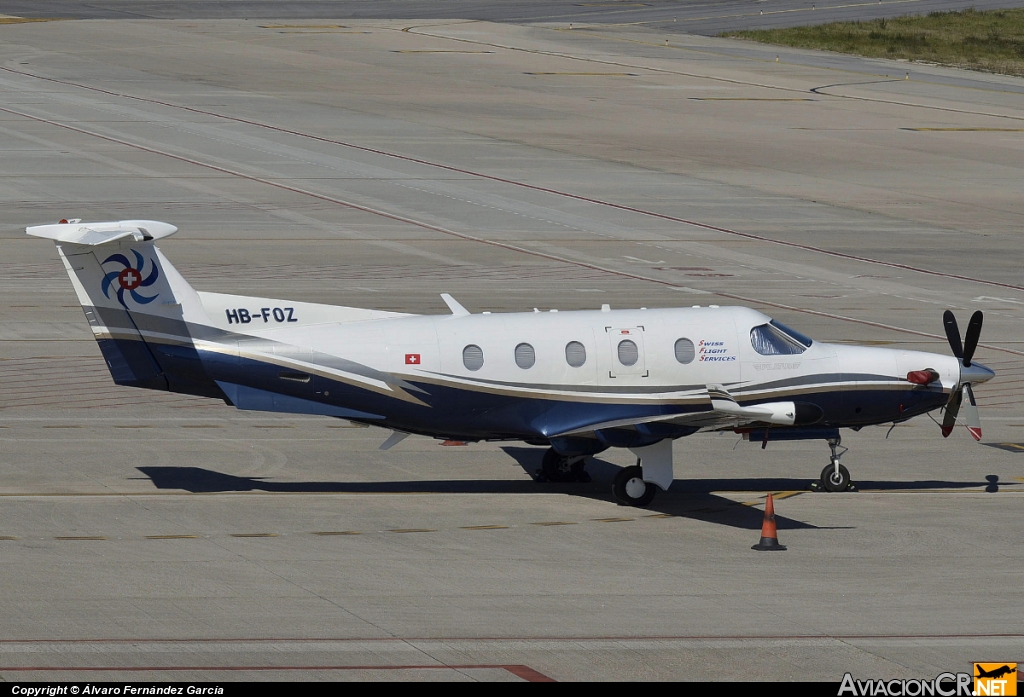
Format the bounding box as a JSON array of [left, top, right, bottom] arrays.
[[196, 347, 951, 439]]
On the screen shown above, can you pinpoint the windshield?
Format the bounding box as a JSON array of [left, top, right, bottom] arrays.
[[750, 320, 813, 356]]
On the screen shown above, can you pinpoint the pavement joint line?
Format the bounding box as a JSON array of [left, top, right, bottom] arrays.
[[144, 535, 198, 540], [2, 632, 1022, 644], [388, 528, 437, 533], [592, 517, 635, 522], [460, 524, 510, 530], [903, 128, 1024, 132], [54, 536, 106, 541], [258, 24, 350, 29], [6, 68, 1024, 306], [312, 531, 362, 535], [531, 521, 577, 526], [524, 71, 637, 75], [0, 664, 554, 680], [262, 30, 372, 34], [691, 97, 815, 101], [229, 533, 278, 538], [394, 49, 495, 53]]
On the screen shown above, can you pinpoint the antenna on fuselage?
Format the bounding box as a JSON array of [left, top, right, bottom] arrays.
[[440, 293, 470, 316]]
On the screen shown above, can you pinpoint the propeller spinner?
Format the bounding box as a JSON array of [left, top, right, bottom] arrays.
[[940, 310, 990, 441]]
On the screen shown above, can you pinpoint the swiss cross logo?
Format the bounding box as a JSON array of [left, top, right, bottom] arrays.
[[405, 354, 421, 365], [118, 268, 141, 290], [100, 249, 160, 308]]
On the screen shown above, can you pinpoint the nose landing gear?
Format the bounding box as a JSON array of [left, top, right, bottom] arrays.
[[811, 436, 857, 492]]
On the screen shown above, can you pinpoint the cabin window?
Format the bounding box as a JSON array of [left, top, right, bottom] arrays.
[[750, 320, 812, 356], [617, 339, 639, 366], [514, 343, 535, 369], [565, 341, 587, 368], [462, 344, 484, 371], [674, 338, 695, 364]]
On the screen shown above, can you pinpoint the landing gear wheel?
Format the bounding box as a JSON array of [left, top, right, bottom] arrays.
[[541, 448, 586, 483], [820, 463, 851, 492], [612, 465, 657, 507]]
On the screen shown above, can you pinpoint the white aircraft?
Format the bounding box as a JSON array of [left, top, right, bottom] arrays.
[[29, 219, 995, 506]]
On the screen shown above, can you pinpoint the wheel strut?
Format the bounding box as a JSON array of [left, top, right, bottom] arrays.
[[827, 436, 848, 478]]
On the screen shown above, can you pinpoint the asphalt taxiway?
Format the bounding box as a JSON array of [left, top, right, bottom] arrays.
[[0, 13, 1022, 682]]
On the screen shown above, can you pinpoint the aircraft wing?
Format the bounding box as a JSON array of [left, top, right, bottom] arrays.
[[548, 384, 800, 438], [549, 411, 770, 438]]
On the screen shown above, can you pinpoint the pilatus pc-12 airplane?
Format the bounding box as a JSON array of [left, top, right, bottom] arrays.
[[30, 219, 995, 506]]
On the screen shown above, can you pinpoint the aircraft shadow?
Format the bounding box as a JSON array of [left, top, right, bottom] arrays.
[[500, 448, 823, 530], [502, 448, 1006, 492], [136, 455, 1003, 532], [135, 463, 809, 531], [137, 466, 544, 495]]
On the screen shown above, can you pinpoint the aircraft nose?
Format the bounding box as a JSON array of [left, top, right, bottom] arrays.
[[962, 361, 995, 384]]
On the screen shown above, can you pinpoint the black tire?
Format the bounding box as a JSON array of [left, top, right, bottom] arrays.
[[820, 463, 851, 492], [542, 448, 585, 483], [612, 465, 657, 507]]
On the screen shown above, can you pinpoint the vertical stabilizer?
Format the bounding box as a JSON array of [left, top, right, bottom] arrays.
[[28, 220, 219, 397]]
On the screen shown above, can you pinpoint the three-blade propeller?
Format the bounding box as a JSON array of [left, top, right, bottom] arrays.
[[941, 310, 984, 441]]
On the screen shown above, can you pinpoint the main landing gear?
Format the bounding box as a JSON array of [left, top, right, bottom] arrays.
[[811, 436, 857, 492], [612, 462, 657, 507], [537, 447, 658, 507], [538, 448, 591, 483]]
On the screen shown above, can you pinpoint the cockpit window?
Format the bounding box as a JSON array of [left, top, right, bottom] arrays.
[[769, 320, 813, 348], [750, 320, 813, 355]]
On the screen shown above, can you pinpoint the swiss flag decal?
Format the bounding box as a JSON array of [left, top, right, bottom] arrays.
[[405, 353, 421, 365]]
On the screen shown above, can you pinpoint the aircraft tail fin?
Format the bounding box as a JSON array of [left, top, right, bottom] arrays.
[[28, 220, 219, 396]]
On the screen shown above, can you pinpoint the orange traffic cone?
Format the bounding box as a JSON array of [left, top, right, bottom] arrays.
[[751, 493, 787, 551]]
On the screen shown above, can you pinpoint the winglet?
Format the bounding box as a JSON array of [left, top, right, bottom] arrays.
[[440, 293, 470, 316]]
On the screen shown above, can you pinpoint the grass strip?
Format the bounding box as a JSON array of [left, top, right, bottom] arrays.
[[723, 8, 1024, 78]]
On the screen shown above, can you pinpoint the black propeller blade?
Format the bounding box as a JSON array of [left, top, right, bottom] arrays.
[[943, 310, 963, 359], [941, 386, 962, 438], [940, 310, 986, 439], [962, 311, 983, 367]]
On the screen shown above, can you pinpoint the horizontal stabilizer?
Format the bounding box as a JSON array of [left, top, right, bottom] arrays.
[[27, 220, 177, 246]]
